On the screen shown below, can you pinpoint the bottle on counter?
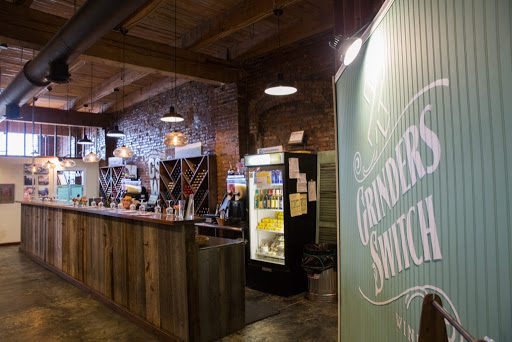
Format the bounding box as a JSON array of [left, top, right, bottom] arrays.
[[254, 189, 259, 209]]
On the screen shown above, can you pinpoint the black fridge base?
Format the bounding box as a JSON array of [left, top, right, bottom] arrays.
[[246, 262, 306, 297]]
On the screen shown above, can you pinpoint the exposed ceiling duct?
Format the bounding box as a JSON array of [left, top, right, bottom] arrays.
[[0, 0, 150, 120]]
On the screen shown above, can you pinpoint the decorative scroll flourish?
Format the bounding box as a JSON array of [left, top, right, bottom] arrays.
[[353, 78, 449, 183], [359, 285, 463, 342]]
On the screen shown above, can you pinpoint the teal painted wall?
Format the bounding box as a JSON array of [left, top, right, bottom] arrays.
[[335, 0, 512, 341]]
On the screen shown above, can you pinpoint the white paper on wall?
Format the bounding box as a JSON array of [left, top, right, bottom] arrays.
[[308, 181, 317, 201], [289, 158, 299, 179]]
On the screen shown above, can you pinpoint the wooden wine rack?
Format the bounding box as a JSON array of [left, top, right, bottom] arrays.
[[159, 155, 217, 216], [99, 166, 128, 201]]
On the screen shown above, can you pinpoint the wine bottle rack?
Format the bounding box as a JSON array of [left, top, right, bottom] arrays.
[[99, 166, 131, 202], [159, 155, 217, 216]]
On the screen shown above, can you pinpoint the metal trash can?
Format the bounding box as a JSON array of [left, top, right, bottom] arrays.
[[302, 243, 337, 302]]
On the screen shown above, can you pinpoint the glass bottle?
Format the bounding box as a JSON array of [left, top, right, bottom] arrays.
[[98, 197, 104, 209], [91, 198, 97, 207], [263, 189, 267, 209], [139, 200, 146, 212], [279, 190, 284, 210], [254, 189, 259, 209]]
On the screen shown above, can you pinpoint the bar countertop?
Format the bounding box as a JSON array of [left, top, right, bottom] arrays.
[[19, 200, 204, 227]]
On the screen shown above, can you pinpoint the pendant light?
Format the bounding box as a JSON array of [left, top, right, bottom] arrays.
[[29, 99, 38, 174], [264, 8, 297, 96], [83, 127, 100, 163], [61, 87, 76, 168], [45, 160, 57, 169], [61, 126, 76, 168], [78, 63, 95, 145], [77, 127, 93, 145], [164, 131, 187, 147], [160, 0, 185, 123], [162, 0, 187, 147], [112, 32, 133, 159], [113, 145, 134, 159], [106, 125, 126, 138]]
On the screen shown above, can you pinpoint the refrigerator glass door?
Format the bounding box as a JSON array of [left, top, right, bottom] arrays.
[[248, 167, 285, 265]]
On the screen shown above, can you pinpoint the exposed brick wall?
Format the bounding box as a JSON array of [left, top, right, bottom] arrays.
[[107, 32, 336, 204], [240, 32, 337, 153], [110, 82, 239, 203]]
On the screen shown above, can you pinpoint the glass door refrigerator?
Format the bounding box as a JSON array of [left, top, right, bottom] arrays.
[[245, 152, 317, 296]]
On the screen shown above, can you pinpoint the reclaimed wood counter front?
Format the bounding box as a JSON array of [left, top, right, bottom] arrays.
[[19, 201, 245, 342]]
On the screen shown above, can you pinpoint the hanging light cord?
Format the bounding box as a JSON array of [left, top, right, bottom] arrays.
[[174, 0, 177, 98], [31, 99, 35, 158], [122, 33, 126, 117], [90, 61, 93, 113]]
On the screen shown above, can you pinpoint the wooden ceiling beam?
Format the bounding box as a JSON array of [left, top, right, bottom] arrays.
[[9, 105, 112, 128], [73, 69, 149, 111], [181, 0, 301, 51], [13, 0, 33, 7], [106, 77, 189, 112], [0, 1, 239, 86], [234, 2, 334, 60], [117, 0, 167, 33]]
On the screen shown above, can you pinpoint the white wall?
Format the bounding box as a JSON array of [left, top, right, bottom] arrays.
[[0, 157, 99, 244]]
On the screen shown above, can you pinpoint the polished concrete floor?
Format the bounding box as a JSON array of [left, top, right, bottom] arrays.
[[0, 246, 337, 341]]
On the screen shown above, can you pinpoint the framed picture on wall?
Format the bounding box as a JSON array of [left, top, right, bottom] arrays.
[[38, 187, 49, 197], [23, 186, 35, 200], [24, 175, 34, 186], [0, 184, 15, 204], [23, 163, 49, 175], [38, 175, 49, 185]]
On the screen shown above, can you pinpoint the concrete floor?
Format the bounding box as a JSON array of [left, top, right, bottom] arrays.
[[0, 246, 337, 341]]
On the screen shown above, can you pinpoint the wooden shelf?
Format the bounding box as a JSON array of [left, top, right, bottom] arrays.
[[159, 155, 217, 216]]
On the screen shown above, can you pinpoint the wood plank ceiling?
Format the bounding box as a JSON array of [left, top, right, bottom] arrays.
[[0, 0, 334, 114]]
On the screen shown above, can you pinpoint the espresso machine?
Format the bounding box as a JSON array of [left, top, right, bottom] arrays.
[[219, 174, 247, 224]]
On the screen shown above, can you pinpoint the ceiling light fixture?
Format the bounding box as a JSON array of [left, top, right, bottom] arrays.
[[161, 106, 184, 122], [164, 131, 187, 147], [45, 160, 57, 169], [77, 127, 93, 145], [61, 94, 76, 168], [342, 37, 363, 66], [79, 63, 95, 146], [106, 125, 125, 138], [161, 0, 185, 123], [264, 8, 297, 96], [113, 145, 134, 159], [83, 127, 100, 163]]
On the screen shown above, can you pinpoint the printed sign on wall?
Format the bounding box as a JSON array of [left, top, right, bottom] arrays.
[[336, 0, 512, 341]]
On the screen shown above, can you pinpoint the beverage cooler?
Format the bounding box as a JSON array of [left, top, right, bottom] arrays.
[[245, 152, 317, 296]]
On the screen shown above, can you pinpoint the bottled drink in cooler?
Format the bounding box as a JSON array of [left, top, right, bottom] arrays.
[[254, 189, 259, 209]]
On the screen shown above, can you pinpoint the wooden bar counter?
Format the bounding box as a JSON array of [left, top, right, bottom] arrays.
[[19, 201, 245, 342]]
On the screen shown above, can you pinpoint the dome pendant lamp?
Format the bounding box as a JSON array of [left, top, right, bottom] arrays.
[[264, 8, 297, 96], [79, 64, 95, 146], [161, 0, 185, 124], [161, 106, 184, 123], [161, 0, 187, 147]]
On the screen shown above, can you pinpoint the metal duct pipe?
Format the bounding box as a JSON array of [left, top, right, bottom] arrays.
[[0, 0, 149, 119]]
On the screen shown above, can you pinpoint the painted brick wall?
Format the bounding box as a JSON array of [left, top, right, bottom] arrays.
[[110, 82, 239, 203], [240, 32, 336, 154]]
